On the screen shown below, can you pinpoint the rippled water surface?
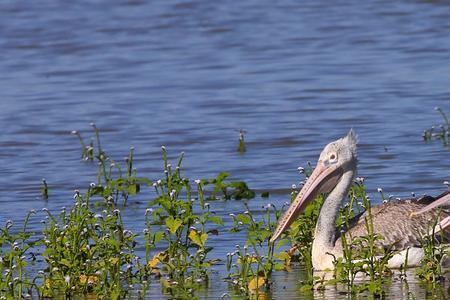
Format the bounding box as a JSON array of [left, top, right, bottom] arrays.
[[1, 0, 450, 298]]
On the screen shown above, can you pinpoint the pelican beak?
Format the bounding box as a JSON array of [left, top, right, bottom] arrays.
[[270, 161, 343, 243], [430, 215, 450, 235]]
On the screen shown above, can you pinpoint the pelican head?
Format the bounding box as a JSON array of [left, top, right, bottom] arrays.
[[270, 130, 358, 242]]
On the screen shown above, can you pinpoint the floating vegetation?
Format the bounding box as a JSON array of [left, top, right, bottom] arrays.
[[423, 107, 450, 146]]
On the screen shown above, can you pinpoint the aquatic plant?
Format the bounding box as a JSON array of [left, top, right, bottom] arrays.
[[423, 107, 450, 146], [237, 130, 247, 153], [144, 147, 223, 298], [416, 214, 449, 284], [41, 178, 48, 200], [226, 203, 283, 297], [0, 211, 37, 299], [40, 189, 141, 299], [72, 124, 152, 207], [200, 171, 255, 201]]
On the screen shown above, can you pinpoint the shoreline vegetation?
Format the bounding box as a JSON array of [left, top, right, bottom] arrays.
[[1, 108, 449, 299]]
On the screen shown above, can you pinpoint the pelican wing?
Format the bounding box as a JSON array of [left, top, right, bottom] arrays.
[[338, 200, 449, 251]]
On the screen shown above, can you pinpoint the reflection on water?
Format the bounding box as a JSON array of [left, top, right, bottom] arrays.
[[1, 0, 450, 298]]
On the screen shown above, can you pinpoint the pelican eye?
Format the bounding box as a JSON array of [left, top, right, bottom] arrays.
[[329, 153, 337, 162]]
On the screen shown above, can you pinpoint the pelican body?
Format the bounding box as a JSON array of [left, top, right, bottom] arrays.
[[270, 130, 449, 270]]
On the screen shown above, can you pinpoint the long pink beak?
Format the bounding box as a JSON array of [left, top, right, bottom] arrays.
[[411, 190, 450, 234], [270, 161, 343, 243]]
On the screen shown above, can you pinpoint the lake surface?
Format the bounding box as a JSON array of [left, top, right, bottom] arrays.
[[1, 0, 450, 298]]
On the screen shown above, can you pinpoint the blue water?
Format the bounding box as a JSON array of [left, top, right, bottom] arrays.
[[1, 0, 450, 298]]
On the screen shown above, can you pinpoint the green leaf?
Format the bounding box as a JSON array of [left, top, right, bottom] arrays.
[[275, 238, 289, 248], [236, 214, 251, 225], [60, 258, 72, 267], [273, 263, 286, 271], [165, 216, 182, 234], [127, 183, 140, 195], [189, 230, 208, 247], [274, 252, 291, 261], [153, 231, 164, 244], [208, 216, 224, 226]]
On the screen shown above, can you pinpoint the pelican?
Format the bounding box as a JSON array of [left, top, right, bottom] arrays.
[[270, 130, 449, 270]]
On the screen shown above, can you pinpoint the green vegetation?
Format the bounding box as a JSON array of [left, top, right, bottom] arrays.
[[225, 203, 283, 298], [416, 214, 448, 283], [237, 130, 247, 153]]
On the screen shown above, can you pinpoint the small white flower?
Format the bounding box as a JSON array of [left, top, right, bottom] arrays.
[[377, 188, 383, 193], [195, 179, 201, 184]]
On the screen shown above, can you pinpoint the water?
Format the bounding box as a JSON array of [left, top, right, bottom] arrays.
[[1, 0, 450, 298]]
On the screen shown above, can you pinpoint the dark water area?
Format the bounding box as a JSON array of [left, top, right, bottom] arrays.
[[1, 0, 450, 298]]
